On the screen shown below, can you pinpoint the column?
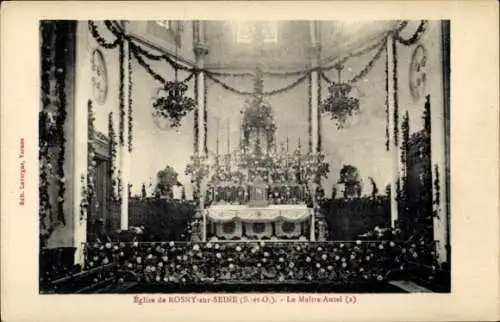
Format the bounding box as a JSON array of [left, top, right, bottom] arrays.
[[431, 21, 450, 265], [309, 21, 321, 154], [308, 21, 321, 241], [194, 20, 209, 241], [119, 36, 131, 230], [310, 210, 316, 241], [387, 34, 399, 228], [194, 21, 208, 157]]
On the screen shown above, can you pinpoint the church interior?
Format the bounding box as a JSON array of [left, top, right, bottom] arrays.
[[39, 20, 450, 293]]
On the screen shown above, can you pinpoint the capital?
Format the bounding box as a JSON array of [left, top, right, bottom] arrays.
[[194, 43, 209, 58]]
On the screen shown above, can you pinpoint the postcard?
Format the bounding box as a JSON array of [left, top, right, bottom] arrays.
[[1, 1, 499, 321]]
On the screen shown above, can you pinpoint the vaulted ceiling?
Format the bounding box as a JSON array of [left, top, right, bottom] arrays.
[[205, 21, 396, 70], [127, 20, 398, 71]]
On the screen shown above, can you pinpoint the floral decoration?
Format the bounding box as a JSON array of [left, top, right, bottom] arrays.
[[395, 20, 428, 47], [127, 45, 133, 152], [152, 81, 197, 128], [40, 21, 56, 240], [392, 37, 399, 146], [320, 65, 361, 129], [80, 237, 437, 286], [80, 100, 97, 221], [108, 112, 120, 203], [118, 41, 125, 146]]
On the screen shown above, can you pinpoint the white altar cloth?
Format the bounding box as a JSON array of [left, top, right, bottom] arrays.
[[205, 204, 312, 223]]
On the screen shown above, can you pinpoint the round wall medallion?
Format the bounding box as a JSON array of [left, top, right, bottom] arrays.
[[409, 44, 428, 103], [91, 49, 108, 105]]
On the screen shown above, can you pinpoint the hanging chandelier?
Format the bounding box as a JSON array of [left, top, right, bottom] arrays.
[[152, 79, 196, 128], [152, 31, 196, 129], [320, 64, 360, 129]]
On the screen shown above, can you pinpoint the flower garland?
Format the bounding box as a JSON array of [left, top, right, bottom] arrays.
[[88, 20, 122, 49], [384, 48, 390, 151], [54, 22, 69, 226], [203, 76, 208, 155], [321, 37, 387, 86], [108, 112, 120, 203], [80, 100, 97, 221], [127, 44, 133, 152], [130, 43, 167, 84], [124, 32, 192, 72], [392, 36, 399, 147], [395, 20, 428, 46], [423, 95, 431, 135], [92, 20, 396, 101], [401, 111, 410, 183], [307, 72, 312, 152], [205, 72, 309, 97], [131, 41, 197, 130], [118, 40, 125, 146], [102, 19, 394, 79], [193, 73, 199, 153], [316, 71, 322, 152], [39, 21, 55, 236], [79, 174, 88, 221], [433, 164, 440, 219], [117, 169, 123, 203], [322, 33, 387, 68]]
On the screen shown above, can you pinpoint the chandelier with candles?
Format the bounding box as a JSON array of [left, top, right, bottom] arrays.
[[320, 64, 360, 129], [152, 79, 196, 128], [151, 30, 196, 129]]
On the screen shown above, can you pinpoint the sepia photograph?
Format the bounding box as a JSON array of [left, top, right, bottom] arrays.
[[38, 19, 452, 294]]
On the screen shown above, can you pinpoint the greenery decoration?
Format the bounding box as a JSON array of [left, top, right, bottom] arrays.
[[80, 100, 97, 221], [320, 65, 360, 129], [338, 165, 363, 199], [152, 81, 197, 128], [108, 112, 120, 203], [395, 20, 428, 46]]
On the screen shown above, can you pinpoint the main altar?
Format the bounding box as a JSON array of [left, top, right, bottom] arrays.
[[186, 68, 329, 242]]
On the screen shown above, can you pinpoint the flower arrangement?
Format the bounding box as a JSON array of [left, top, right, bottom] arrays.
[[321, 82, 360, 129], [152, 81, 196, 128], [80, 100, 97, 221], [108, 112, 120, 204], [80, 235, 437, 286], [320, 65, 360, 129]]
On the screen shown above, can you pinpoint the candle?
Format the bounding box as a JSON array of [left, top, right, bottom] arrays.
[[227, 119, 230, 154], [286, 124, 289, 153], [216, 118, 220, 156]]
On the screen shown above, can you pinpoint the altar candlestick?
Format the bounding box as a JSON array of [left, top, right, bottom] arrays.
[[227, 119, 230, 154], [286, 125, 289, 153], [239, 114, 243, 148], [216, 118, 220, 156]]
